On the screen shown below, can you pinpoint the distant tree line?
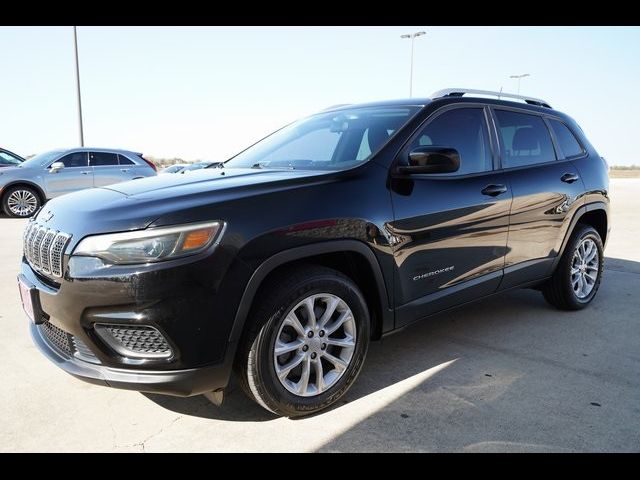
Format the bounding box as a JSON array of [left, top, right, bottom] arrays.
[[143, 156, 198, 168], [610, 164, 639, 170]]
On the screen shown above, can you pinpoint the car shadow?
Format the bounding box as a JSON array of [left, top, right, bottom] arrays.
[[136, 257, 639, 433]]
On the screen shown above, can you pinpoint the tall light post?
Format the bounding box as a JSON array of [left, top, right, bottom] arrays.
[[509, 73, 530, 95], [400, 30, 426, 97], [73, 26, 85, 146]]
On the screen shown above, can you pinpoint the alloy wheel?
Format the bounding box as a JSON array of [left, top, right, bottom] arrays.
[[273, 293, 356, 397], [571, 238, 599, 299], [7, 190, 38, 217]]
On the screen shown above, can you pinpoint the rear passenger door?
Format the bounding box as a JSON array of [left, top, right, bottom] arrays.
[[492, 108, 585, 289], [90, 152, 132, 186]]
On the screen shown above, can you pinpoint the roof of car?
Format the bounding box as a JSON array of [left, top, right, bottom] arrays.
[[54, 147, 142, 155], [324, 89, 564, 117]]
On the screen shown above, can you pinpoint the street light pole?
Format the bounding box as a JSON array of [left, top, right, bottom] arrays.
[[73, 26, 85, 147], [509, 73, 530, 95], [400, 31, 426, 97]]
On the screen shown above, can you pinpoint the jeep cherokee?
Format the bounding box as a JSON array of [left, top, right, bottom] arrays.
[[18, 88, 609, 417]]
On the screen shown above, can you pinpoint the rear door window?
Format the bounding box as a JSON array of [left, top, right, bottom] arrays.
[[118, 154, 135, 165], [494, 110, 556, 168], [90, 152, 119, 166]]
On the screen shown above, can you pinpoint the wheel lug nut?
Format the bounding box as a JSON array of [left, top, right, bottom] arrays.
[[319, 330, 325, 337], [307, 331, 314, 338], [321, 343, 326, 350], [311, 352, 317, 359], [302, 345, 308, 352]]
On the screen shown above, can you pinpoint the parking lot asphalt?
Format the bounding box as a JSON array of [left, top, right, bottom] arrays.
[[1, 178, 639, 452]]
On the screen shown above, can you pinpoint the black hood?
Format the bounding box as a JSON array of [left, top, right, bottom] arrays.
[[36, 167, 334, 243]]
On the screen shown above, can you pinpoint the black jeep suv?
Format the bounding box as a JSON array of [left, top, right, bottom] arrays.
[[19, 89, 609, 417]]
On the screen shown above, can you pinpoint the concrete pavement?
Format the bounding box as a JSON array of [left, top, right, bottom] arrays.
[[1, 179, 639, 452]]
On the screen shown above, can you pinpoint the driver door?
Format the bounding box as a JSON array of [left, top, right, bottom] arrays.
[[45, 152, 94, 197], [388, 106, 513, 326]]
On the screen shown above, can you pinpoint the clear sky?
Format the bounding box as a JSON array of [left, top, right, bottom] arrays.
[[1, 26, 638, 164]]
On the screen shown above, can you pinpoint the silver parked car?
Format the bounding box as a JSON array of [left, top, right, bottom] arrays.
[[0, 148, 157, 217]]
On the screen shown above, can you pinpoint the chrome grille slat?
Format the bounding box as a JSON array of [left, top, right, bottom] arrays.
[[23, 223, 71, 279], [30, 227, 47, 269], [39, 230, 57, 274], [26, 224, 39, 265], [50, 233, 71, 277]]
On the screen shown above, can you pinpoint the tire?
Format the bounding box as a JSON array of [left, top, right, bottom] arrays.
[[542, 224, 604, 310], [2, 185, 41, 218], [235, 265, 370, 417]]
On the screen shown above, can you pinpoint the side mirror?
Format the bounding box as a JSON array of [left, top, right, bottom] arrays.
[[49, 162, 65, 173], [396, 146, 460, 175]]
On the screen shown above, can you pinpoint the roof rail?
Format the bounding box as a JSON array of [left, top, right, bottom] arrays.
[[431, 88, 552, 108]]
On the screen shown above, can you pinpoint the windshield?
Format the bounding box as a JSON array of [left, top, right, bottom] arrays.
[[19, 149, 64, 168], [224, 106, 420, 171]]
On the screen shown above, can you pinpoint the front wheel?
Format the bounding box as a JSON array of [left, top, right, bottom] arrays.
[[235, 265, 370, 417], [542, 224, 604, 310], [2, 186, 41, 218]]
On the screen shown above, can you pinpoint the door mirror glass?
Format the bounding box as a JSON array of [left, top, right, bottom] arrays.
[[397, 146, 460, 174], [49, 161, 65, 173]]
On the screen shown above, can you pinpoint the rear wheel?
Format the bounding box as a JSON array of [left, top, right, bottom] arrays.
[[2, 186, 41, 218], [542, 224, 604, 310], [235, 265, 370, 417]]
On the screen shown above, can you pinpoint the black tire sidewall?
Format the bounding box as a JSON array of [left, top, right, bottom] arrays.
[[2, 186, 41, 218], [252, 275, 370, 416], [562, 226, 604, 308]]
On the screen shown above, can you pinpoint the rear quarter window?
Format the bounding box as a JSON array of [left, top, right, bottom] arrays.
[[549, 119, 585, 158], [118, 154, 135, 165]]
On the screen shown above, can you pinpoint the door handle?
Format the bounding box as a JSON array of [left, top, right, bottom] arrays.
[[561, 173, 580, 183], [120, 169, 130, 173], [80, 171, 91, 175], [481, 184, 508, 197]]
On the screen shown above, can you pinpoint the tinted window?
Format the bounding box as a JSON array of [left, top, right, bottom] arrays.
[[58, 152, 88, 168], [409, 108, 492, 175], [0, 151, 22, 165], [118, 154, 134, 165], [549, 119, 584, 158], [494, 110, 556, 168], [90, 152, 118, 166]]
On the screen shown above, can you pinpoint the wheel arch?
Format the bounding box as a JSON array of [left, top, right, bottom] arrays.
[[1, 181, 46, 206], [553, 202, 608, 270], [227, 240, 393, 351]]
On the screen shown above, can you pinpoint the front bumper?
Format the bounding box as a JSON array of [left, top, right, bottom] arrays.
[[21, 238, 251, 395], [30, 320, 232, 396]]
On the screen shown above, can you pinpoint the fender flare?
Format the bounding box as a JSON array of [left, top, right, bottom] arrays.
[[552, 201, 608, 270], [227, 240, 392, 344]]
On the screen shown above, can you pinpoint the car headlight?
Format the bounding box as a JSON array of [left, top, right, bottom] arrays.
[[73, 221, 223, 265]]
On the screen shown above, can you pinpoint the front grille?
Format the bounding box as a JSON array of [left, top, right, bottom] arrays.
[[95, 324, 172, 359], [39, 321, 100, 364], [23, 222, 71, 278]]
